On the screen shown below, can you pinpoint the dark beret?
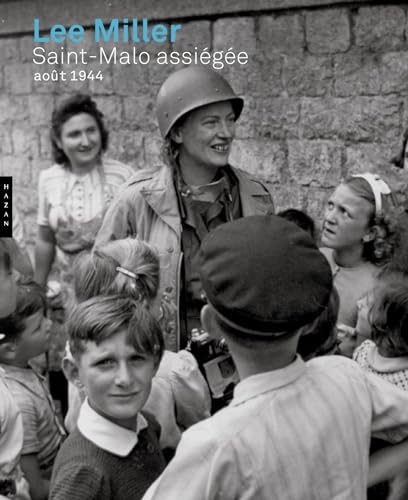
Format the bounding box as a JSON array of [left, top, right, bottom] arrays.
[[199, 215, 333, 336]]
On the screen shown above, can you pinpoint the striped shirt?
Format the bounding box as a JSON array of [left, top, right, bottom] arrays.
[[143, 355, 408, 500], [0, 364, 65, 477]]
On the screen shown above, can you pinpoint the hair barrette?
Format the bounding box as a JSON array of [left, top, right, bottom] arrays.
[[116, 266, 138, 280]]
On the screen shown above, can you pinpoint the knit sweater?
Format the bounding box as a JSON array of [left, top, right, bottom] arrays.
[[49, 416, 165, 500]]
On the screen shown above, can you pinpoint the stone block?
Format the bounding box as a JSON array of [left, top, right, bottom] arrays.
[[245, 54, 282, 98], [381, 52, 408, 95], [0, 127, 13, 155], [302, 185, 332, 225], [20, 36, 36, 63], [288, 140, 343, 187], [334, 52, 381, 97], [108, 130, 145, 167], [272, 182, 303, 213], [283, 54, 332, 96], [344, 143, 402, 177], [229, 139, 286, 183], [0, 155, 33, 186], [11, 126, 40, 158], [205, 54, 269, 98], [111, 62, 150, 96], [213, 17, 256, 56], [93, 96, 124, 129], [354, 6, 405, 51], [38, 127, 53, 160], [28, 95, 54, 126], [88, 63, 115, 95], [306, 9, 350, 54], [172, 20, 211, 53], [0, 38, 19, 64], [143, 135, 163, 168], [5, 64, 32, 94], [33, 64, 62, 94], [0, 96, 29, 124], [300, 97, 401, 143], [248, 97, 300, 140], [257, 14, 304, 57], [58, 63, 90, 93], [123, 96, 157, 132], [148, 55, 179, 91]]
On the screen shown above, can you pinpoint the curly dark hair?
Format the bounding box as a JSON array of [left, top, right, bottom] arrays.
[[50, 94, 109, 165], [370, 274, 408, 356], [392, 128, 408, 169], [344, 176, 397, 265]]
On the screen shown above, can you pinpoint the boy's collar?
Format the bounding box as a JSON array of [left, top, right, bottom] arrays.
[[231, 355, 305, 406], [77, 399, 148, 457]]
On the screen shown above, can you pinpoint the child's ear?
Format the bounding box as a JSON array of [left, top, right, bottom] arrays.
[[62, 356, 83, 389], [201, 304, 223, 340]]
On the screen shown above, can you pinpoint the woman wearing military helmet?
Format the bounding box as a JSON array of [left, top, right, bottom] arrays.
[[96, 66, 274, 352]]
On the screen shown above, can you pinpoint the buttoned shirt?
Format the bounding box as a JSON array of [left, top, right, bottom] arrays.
[[143, 355, 408, 500], [37, 159, 134, 230]]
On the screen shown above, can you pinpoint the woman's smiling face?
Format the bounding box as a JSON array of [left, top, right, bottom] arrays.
[[175, 101, 236, 172], [57, 112, 102, 170]]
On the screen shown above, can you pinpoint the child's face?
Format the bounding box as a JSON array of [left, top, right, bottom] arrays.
[[77, 329, 157, 430], [17, 311, 50, 361], [0, 265, 17, 317]]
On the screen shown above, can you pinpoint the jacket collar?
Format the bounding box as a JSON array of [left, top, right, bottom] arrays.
[[231, 355, 305, 406], [139, 165, 272, 232]]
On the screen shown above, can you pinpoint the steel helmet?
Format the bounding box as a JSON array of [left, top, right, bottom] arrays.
[[156, 66, 244, 138]]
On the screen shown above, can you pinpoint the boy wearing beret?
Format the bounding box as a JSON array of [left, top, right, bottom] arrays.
[[142, 215, 408, 500]]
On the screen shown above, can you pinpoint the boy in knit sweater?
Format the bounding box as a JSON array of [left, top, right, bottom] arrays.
[[50, 295, 166, 500]]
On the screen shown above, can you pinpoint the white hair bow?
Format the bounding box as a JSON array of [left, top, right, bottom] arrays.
[[352, 172, 391, 215]]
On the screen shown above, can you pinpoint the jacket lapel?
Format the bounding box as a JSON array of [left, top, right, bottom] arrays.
[[235, 169, 274, 216], [140, 167, 182, 238]]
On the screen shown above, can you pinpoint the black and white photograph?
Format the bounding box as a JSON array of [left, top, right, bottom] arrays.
[[1, 1, 408, 499]]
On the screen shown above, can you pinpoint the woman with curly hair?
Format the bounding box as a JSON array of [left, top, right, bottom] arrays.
[[320, 173, 397, 356], [34, 94, 134, 295]]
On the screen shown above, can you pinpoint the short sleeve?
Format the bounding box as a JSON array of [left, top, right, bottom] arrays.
[[37, 171, 50, 227]]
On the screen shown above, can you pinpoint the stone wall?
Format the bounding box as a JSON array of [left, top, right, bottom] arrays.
[[1, 0, 408, 254]]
